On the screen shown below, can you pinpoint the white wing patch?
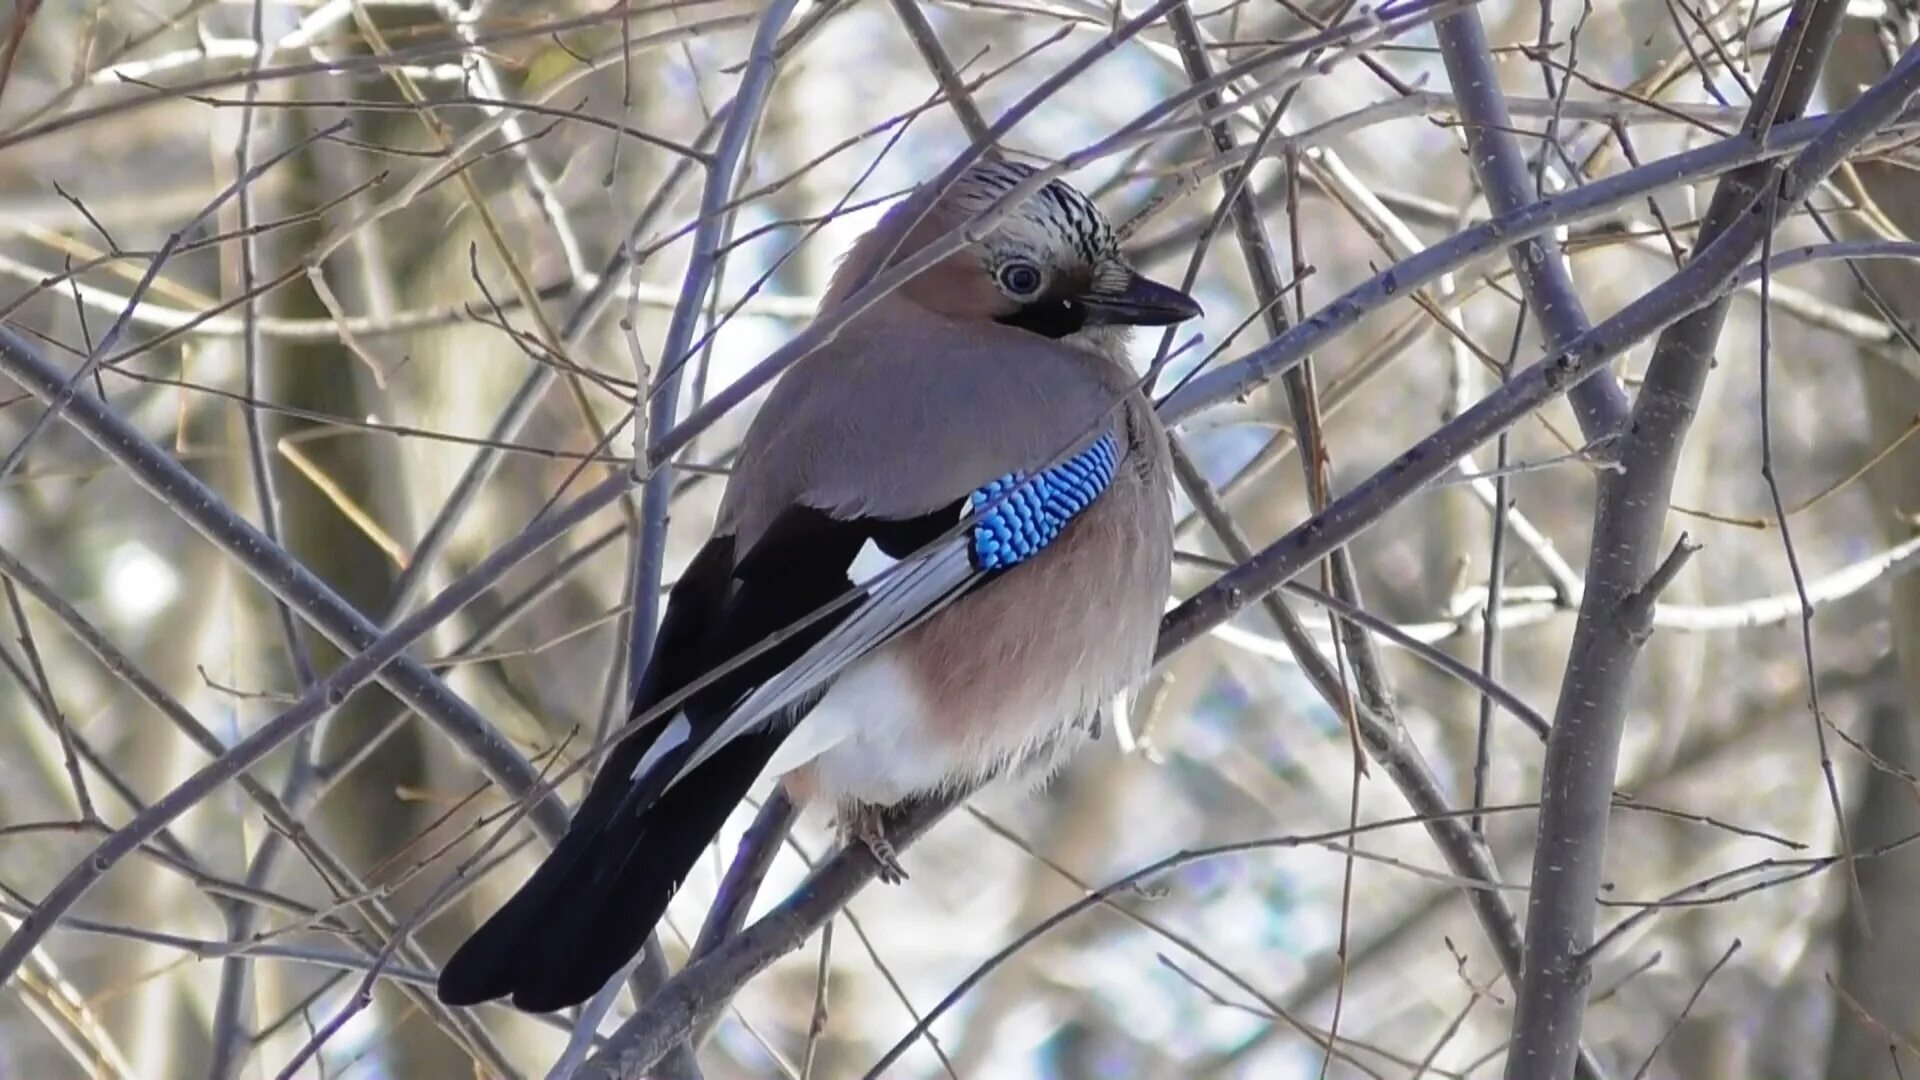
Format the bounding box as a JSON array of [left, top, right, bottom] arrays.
[[667, 538, 976, 784], [630, 714, 690, 781], [759, 654, 945, 803], [759, 655, 916, 779], [847, 538, 899, 587], [1108, 690, 1138, 754]]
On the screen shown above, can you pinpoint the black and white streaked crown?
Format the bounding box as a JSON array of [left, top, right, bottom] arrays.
[[952, 158, 1119, 266]]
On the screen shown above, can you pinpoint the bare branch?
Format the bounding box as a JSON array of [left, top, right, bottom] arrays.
[[0, 322, 631, 987], [1505, 5, 1858, 1077]]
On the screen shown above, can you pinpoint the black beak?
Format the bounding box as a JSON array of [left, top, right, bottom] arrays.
[[1079, 271, 1203, 327]]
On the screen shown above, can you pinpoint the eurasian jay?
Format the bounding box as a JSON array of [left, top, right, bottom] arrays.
[[436, 158, 1201, 1012]]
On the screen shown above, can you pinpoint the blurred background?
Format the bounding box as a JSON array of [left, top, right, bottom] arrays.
[[1, 0, 1917, 1077]]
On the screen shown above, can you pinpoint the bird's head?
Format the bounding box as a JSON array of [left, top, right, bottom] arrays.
[[827, 159, 1202, 357]]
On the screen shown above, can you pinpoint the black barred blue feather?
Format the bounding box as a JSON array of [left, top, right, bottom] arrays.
[[666, 434, 1123, 782], [969, 433, 1118, 571]]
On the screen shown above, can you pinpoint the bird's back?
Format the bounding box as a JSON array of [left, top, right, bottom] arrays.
[[719, 306, 1151, 547]]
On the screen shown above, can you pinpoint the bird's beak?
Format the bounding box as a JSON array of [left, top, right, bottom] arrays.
[[1079, 269, 1203, 327]]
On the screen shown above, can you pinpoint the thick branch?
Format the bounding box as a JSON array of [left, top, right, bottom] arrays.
[[1434, 6, 1625, 439], [1503, 4, 1857, 1078], [1165, 8, 1608, 1075]]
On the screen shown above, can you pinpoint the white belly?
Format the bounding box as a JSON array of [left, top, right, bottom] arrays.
[[762, 650, 1093, 807]]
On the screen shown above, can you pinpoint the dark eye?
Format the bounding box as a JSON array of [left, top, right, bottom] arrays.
[[997, 261, 1043, 297]]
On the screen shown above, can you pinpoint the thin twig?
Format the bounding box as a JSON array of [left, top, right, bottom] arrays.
[[1158, 100, 1920, 423], [0, 325, 630, 988], [1158, 29, 1920, 662], [0, 325, 571, 842], [1628, 939, 1742, 1080]]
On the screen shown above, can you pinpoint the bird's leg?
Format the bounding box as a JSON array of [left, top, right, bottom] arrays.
[[842, 802, 908, 884]]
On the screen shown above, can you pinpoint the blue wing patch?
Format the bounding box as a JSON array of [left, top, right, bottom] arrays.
[[968, 432, 1119, 571], [673, 432, 1122, 780]]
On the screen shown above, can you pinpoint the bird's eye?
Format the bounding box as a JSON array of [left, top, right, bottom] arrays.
[[997, 261, 1044, 297]]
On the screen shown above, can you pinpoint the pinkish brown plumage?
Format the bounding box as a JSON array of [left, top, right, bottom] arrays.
[[437, 158, 1199, 1014]]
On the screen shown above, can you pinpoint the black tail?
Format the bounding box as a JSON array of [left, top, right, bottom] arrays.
[[435, 728, 784, 1012], [436, 517, 864, 1011]]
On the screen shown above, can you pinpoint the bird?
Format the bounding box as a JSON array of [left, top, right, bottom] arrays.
[[435, 157, 1201, 1013]]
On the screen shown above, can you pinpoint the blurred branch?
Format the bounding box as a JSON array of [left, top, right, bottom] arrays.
[[0, 908, 136, 1080], [0, 1, 39, 111], [1504, 3, 1857, 1078], [1825, 15, 1920, 1078], [431, 0, 591, 283], [0, 324, 569, 839], [357, 0, 645, 616], [381, 112, 724, 617], [1158, 99, 1920, 423], [380, 2, 871, 618], [323, 10, 779, 620], [209, 2, 318, 1072], [889, 0, 993, 144], [0, 120, 340, 483], [0, 321, 632, 988], [1157, 34, 1920, 660], [0, 6, 756, 154], [1164, 9, 1589, 1074]]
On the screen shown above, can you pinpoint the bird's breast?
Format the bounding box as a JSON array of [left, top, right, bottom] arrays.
[[782, 467, 1168, 809]]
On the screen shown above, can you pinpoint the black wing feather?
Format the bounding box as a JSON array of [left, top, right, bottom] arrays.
[[437, 501, 961, 1011]]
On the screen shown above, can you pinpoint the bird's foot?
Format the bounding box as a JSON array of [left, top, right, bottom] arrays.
[[843, 803, 908, 884]]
